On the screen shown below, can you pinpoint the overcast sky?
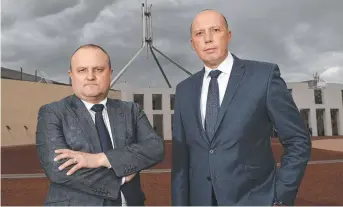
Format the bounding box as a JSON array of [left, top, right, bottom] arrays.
[[2, 0, 343, 88]]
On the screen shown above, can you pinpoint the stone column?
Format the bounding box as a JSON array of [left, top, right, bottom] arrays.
[[324, 108, 333, 136], [338, 108, 343, 136], [163, 94, 171, 140], [310, 108, 318, 136], [144, 93, 153, 124]]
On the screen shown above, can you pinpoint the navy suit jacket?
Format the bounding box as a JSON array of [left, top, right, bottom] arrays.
[[171, 55, 311, 206]]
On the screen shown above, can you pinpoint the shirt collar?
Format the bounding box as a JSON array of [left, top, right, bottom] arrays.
[[81, 98, 108, 111], [204, 52, 234, 78]]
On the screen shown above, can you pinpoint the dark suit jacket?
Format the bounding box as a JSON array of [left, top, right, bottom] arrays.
[[171, 55, 311, 206], [36, 95, 165, 206]]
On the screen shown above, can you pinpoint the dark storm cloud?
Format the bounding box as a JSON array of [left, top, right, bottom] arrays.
[[2, 0, 343, 87]]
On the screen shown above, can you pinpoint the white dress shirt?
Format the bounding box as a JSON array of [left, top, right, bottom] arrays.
[[81, 98, 127, 206], [200, 52, 234, 128]]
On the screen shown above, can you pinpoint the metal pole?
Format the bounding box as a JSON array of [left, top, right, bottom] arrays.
[[110, 0, 191, 87], [143, 0, 149, 59], [20, 67, 23, 80], [152, 46, 193, 76], [149, 4, 152, 43], [145, 0, 148, 39], [141, 3, 145, 46], [149, 45, 172, 88], [110, 2, 147, 87], [110, 43, 147, 87]]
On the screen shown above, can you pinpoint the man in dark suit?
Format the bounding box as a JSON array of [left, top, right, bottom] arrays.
[[171, 10, 311, 206], [36, 44, 164, 206]]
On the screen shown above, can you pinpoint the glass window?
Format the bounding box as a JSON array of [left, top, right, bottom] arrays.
[[170, 94, 175, 110], [153, 114, 163, 139], [314, 89, 323, 104], [152, 94, 162, 110], [133, 94, 144, 110]]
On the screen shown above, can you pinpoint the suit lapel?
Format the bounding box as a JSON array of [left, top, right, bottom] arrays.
[[106, 99, 123, 148], [213, 55, 246, 136], [192, 69, 210, 146], [69, 95, 102, 152]]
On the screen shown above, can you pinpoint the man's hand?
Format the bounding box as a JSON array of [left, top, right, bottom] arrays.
[[124, 173, 137, 183], [54, 149, 110, 175]]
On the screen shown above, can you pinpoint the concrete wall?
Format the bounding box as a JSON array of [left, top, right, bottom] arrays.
[[287, 82, 343, 136], [1, 79, 121, 146], [2, 79, 342, 146], [116, 82, 343, 140], [115, 83, 175, 140]]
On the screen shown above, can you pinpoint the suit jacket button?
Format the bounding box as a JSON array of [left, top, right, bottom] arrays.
[[209, 150, 214, 154], [206, 176, 211, 181]]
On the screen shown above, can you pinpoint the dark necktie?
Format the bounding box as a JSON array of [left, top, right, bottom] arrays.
[[91, 104, 123, 206], [91, 104, 113, 152], [205, 70, 222, 141]]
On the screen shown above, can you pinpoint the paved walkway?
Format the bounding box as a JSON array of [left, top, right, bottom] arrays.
[[4, 159, 343, 179], [312, 139, 343, 152]]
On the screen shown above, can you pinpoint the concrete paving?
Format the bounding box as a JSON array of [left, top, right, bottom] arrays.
[[312, 138, 343, 152]]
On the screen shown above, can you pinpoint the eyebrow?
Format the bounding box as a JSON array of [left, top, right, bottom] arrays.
[[92, 66, 105, 69], [75, 66, 106, 70], [76, 67, 87, 70], [193, 25, 222, 32]]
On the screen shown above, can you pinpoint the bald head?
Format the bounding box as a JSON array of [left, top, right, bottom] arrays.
[[190, 9, 229, 34], [68, 44, 113, 104], [70, 44, 111, 70], [190, 9, 232, 69]]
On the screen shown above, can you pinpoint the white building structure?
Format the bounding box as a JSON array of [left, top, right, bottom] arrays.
[[114, 81, 343, 139], [114, 83, 175, 140], [287, 82, 343, 137]]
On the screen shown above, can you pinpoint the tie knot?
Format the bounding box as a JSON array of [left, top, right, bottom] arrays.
[[209, 70, 222, 79], [91, 104, 104, 112]]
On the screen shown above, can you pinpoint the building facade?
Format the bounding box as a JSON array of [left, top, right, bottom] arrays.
[[1, 79, 121, 146], [287, 82, 343, 137], [115, 82, 343, 139], [114, 83, 175, 141]]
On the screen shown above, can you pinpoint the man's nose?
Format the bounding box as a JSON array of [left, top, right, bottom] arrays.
[[86, 71, 96, 80], [204, 31, 213, 44]]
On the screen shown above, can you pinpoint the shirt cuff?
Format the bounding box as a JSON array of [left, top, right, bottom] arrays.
[[107, 165, 125, 185]]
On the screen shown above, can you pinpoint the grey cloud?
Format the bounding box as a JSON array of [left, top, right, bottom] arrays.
[[1, 0, 343, 88], [1, 0, 80, 24], [29, 0, 81, 19], [1, 14, 16, 29]]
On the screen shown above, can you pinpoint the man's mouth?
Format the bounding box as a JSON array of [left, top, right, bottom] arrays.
[[204, 48, 216, 52]]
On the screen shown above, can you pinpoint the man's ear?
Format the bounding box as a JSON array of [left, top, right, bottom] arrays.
[[68, 69, 73, 80], [190, 39, 195, 50], [227, 30, 232, 43]]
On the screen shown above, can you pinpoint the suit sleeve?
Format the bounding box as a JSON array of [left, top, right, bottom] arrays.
[[36, 104, 122, 200], [266, 65, 311, 205], [104, 102, 165, 177], [171, 85, 189, 206]]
